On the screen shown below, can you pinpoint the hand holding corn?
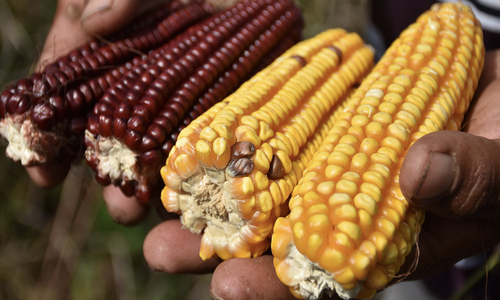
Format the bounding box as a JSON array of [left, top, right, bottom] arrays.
[[143, 49, 500, 300], [146, 3, 500, 300], [6, 0, 500, 299]]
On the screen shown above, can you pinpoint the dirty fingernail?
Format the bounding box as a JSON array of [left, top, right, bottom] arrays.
[[81, 0, 113, 20], [413, 152, 456, 200]]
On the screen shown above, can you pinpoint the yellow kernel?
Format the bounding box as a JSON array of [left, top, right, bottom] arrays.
[[319, 247, 346, 273], [351, 115, 370, 127], [357, 104, 376, 118], [380, 102, 399, 118], [317, 181, 335, 196], [354, 193, 378, 215], [269, 182, 282, 206], [387, 64, 403, 75], [376, 217, 397, 239], [349, 250, 372, 280], [369, 231, 388, 262], [328, 193, 351, 208], [393, 56, 408, 67], [387, 83, 406, 94], [395, 110, 418, 131], [361, 96, 381, 107], [350, 153, 369, 174], [327, 151, 350, 169], [276, 150, 292, 174], [365, 266, 390, 290], [359, 138, 379, 156], [252, 149, 270, 173], [303, 191, 322, 209], [240, 115, 260, 131], [378, 147, 399, 164], [254, 171, 269, 191], [298, 181, 316, 196], [387, 124, 410, 145], [325, 164, 344, 181], [381, 207, 402, 227], [329, 232, 352, 250], [337, 221, 362, 242], [306, 233, 327, 262], [382, 243, 399, 265], [333, 204, 358, 222], [334, 143, 356, 158], [380, 137, 404, 156], [360, 182, 382, 203], [372, 112, 392, 126], [257, 191, 273, 213], [307, 204, 329, 216], [200, 127, 218, 142], [289, 205, 306, 224], [365, 89, 385, 99], [174, 154, 199, 178], [339, 135, 360, 149], [382, 92, 403, 105], [370, 152, 395, 170], [365, 121, 384, 141], [340, 171, 361, 185], [396, 44, 412, 57], [292, 222, 307, 253], [358, 210, 374, 236], [306, 214, 332, 234], [335, 180, 358, 197], [241, 177, 255, 195]]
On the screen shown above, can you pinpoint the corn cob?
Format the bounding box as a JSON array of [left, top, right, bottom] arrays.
[[271, 3, 485, 299], [84, 0, 305, 202], [0, 0, 212, 165], [160, 29, 374, 260]]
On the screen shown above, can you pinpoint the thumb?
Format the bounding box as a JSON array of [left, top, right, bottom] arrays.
[[400, 131, 500, 219]]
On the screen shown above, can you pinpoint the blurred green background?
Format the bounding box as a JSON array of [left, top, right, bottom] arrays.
[[0, 0, 371, 299]]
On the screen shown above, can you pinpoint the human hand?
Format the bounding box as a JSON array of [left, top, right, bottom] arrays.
[[143, 49, 500, 300], [27, 0, 166, 225], [398, 49, 500, 279]]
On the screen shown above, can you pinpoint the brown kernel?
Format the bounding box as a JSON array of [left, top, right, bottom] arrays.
[[267, 155, 284, 180], [231, 141, 256, 159], [328, 45, 343, 63], [226, 158, 254, 177], [291, 55, 306, 67]]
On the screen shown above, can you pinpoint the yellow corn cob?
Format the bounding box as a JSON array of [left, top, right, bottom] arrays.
[[271, 3, 485, 300], [160, 29, 374, 260]]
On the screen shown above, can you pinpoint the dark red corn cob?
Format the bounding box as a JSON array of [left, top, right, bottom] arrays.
[[0, 0, 213, 165], [84, 0, 304, 202]]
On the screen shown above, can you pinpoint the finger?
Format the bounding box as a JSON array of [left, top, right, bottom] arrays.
[[103, 185, 149, 226], [475, 49, 500, 95], [400, 131, 500, 219], [37, 0, 143, 69], [210, 256, 298, 300], [463, 78, 500, 139], [25, 160, 72, 189], [143, 219, 221, 274], [80, 0, 142, 37]]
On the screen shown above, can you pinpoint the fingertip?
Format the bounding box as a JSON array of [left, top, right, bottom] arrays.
[[103, 185, 149, 226], [25, 161, 72, 189], [143, 219, 221, 274], [210, 256, 295, 300]]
